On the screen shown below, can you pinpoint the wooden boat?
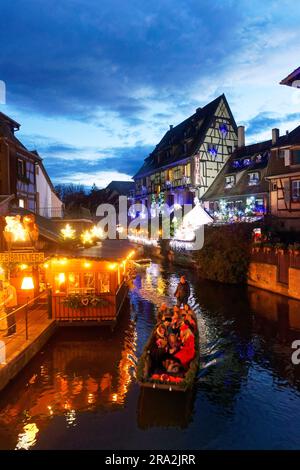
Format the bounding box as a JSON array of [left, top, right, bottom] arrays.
[[137, 308, 200, 392], [133, 258, 152, 267]]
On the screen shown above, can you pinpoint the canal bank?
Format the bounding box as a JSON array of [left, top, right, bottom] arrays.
[[0, 298, 56, 392], [0, 261, 300, 450]]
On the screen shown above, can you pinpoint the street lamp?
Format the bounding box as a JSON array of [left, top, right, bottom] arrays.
[[21, 276, 34, 340]]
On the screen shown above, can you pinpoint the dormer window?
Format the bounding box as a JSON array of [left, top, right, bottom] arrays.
[[243, 158, 251, 166], [232, 160, 240, 169], [248, 172, 260, 186], [225, 175, 235, 188], [256, 154, 262, 163]]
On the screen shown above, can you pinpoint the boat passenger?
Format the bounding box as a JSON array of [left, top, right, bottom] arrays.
[[170, 311, 181, 335], [174, 324, 195, 369], [167, 333, 179, 355], [184, 312, 196, 333], [174, 276, 191, 307], [158, 303, 168, 319]]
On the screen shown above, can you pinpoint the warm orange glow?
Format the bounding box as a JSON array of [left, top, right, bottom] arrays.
[[126, 250, 135, 260], [4, 215, 28, 242], [108, 263, 117, 270], [19, 264, 28, 270], [61, 223, 76, 240], [43, 263, 49, 269], [83, 261, 92, 268], [90, 225, 103, 239], [58, 273, 66, 284], [21, 276, 34, 290], [59, 258, 68, 265], [80, 230, 94, 245]]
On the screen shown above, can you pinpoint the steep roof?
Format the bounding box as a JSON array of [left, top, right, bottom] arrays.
[[134, 94, 237, 178], [105, 180, 134, 195], [203, 140, 272, 201], [0, 111, 28, 150], [280, 67, 300, 87]]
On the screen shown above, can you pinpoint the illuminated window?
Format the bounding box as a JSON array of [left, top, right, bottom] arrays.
[[248, 172, 260, 186], [98, 273, 110, 293], [225, 175, 235, 188], [83, 272, 95, 292], [54, 272, 67, 294], [19, 199, 25, 208], [67, 273, 80, 293]]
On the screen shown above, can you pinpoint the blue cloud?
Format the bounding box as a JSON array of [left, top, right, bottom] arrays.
[[245, 112, 300, 137]]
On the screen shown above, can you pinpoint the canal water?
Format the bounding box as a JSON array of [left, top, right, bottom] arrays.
[[0, 261, 300, 450]]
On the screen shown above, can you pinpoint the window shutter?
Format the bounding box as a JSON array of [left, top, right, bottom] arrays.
[[284, 150, 291, 166], [283, 180, 290, 204]]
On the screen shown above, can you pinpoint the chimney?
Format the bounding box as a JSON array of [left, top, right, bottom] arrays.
[[237, 126, 245, 148], [286, 130, 289, 135], [169, 124, 173, 130], [196, 107, 202, 113], [272, 128, 280, 145]]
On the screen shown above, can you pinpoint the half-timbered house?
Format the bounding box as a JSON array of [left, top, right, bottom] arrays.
[[133, 94, 237, 212], [266, 125, 300, 230]]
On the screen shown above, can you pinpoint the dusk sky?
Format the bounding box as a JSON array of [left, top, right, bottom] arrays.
[[1, 0, 300, 188]]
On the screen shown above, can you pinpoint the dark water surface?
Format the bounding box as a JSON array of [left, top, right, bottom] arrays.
[[0, 261, 300, 450]]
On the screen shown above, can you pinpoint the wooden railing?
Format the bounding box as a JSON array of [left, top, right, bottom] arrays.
[[52, 282, 129, 324]]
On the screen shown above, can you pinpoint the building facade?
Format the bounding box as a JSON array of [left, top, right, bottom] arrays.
[[203, 125, 300, 227], [203, 126, 272, 221], [133, 94, 237, 215], [0, 112, 38, 211], [0, 112, 62, 218], [267, 125, 300, 230]]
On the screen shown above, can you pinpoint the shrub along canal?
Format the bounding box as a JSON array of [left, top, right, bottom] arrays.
[[0, 261, 300, 450]]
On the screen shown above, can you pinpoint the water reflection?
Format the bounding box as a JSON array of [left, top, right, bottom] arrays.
[[0, 262, 300, 449], [0, 306, 137, 449]]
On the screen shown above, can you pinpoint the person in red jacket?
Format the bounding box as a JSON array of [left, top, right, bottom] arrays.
[[174, 324, 195, 369]]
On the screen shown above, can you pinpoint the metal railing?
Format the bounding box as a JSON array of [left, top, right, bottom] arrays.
[[0, 290, 51, 364]]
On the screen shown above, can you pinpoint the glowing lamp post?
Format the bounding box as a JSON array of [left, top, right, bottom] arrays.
[[21, 276, 34, 340]]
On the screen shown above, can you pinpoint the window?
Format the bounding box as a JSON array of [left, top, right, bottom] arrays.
[[227, 146, 233, 155], [17, 159, 26, 179], [248, 172, 260, 186], [232, 160, 240, 169], [225, 175, 235, 188], [292, 150, 300, 165], [67, 273, 80, 294], [54, 273, 67, 294], [292, 180, 300, 201], [243, 158, 251, 166], [255, 198, 264, 212], [98, 273, 110, 293], [83, 272, 95, 292], [272, 182, 277, 191], [19, 199, 25, 208]]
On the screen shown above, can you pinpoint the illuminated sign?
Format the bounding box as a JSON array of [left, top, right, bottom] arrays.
[[0, 252, 44, 263]]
